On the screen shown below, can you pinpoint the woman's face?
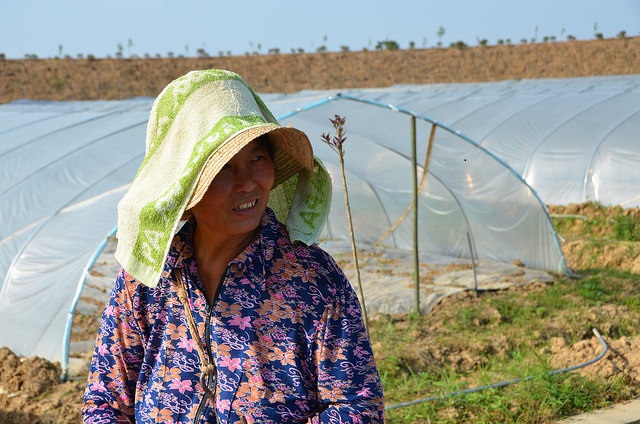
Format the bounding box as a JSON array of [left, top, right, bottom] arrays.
[[191, 138, 275, 243]]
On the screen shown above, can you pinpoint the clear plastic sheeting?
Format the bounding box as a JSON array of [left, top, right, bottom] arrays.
[[0, 99, 149, 362], [277, 98, 563, 274], [296, 75, 640, 208], [2, 74, 636, 369]]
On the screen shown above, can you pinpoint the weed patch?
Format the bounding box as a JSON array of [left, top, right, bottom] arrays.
[[370, 204, 640, 422]]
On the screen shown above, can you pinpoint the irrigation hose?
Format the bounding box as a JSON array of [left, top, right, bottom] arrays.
[[385, 328, 609, 410]]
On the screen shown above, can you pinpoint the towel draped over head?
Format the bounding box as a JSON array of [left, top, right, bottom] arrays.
[[115, 69, 332, 288]]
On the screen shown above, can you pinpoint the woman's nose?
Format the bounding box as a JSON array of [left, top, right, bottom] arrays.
[[233, 166, 257, 191]]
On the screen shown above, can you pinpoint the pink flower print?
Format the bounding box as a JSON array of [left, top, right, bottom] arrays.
[[218, 398, 231, 413], [194, 297, 207, 309], [348, 412, 364, 424], [219, 356, 242, 372], [177, 337, 198, 352], [97, 343, 109, 356], [356, 387, 372, 397], [353, 345, 367, 358], [240, 277, 256, 289], [229, 315, 252, 330], [169, 378, 193, 394], [89, 380, 107, 393]]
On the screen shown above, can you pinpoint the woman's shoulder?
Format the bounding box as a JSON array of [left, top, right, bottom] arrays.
[[116, 267, 173, 302], [286, 240, 339, 267], [279, 241, 350, 289]]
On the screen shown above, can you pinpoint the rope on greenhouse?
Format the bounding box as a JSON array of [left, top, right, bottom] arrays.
[[385, 328, 609, 411], [374, 123, 437, 247]]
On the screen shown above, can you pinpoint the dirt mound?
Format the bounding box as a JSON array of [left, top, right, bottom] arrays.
[[547, 333, 640, 385], [0, 347, 59, 395], [0, 348, 83, 424], [549, 203, 640, 273], [562, 240, 640, 274]]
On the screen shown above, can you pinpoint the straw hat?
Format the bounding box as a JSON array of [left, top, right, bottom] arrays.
[[186, 124, 314, 211]]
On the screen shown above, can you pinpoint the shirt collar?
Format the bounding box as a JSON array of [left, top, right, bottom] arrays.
[[167, 207, 282, 273]]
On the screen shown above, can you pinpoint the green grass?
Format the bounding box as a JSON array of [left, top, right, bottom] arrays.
[[551, 202, 640, 243], [613, 214, 640, 241], [367, 204, 640, 422], [369, 266, 640, 423]]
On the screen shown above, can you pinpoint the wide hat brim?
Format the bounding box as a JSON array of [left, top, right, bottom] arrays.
[[186, 124, 314, 211]]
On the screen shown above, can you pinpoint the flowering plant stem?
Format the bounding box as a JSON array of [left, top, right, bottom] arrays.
[[321, 115, 369, 331]]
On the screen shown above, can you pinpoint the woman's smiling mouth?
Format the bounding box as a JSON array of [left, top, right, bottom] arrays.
[[236, 199, 257, 211]]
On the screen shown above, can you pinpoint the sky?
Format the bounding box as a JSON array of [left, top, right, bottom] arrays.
[[1, 0, 639, 59]]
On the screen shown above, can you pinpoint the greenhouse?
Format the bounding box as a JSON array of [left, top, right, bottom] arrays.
[[0, 74, 638, 373]]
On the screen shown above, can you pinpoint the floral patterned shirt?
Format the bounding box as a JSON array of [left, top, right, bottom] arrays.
[[82, 208, 384, 423]]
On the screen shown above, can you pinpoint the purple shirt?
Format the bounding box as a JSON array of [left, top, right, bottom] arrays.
[[82, 208, 384, 423]]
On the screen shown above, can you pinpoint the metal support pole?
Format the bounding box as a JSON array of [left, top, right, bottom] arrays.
[[466, 232, 478, 293], [411, 116, 420, 315]]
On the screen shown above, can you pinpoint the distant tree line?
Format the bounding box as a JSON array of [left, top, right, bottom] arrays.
[[0, 26, 635, 61]]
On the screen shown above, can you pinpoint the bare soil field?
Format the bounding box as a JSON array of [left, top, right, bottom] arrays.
[[1, 37, 639, 104]]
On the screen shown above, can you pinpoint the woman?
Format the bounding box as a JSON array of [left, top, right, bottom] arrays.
[[82, 69, 384, 423]]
